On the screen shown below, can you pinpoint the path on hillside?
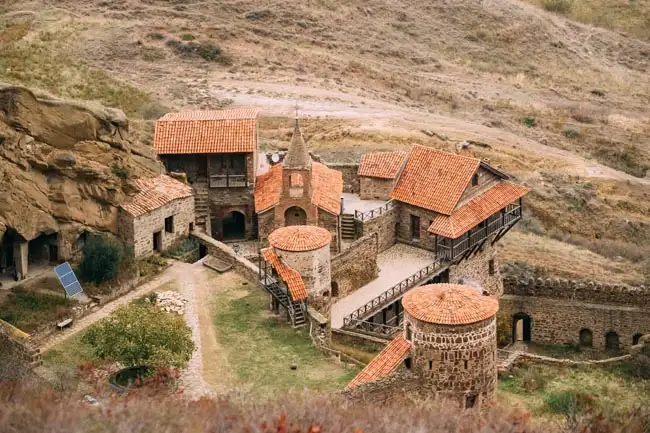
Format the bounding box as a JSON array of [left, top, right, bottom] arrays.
[[40, 266, 177, 352]]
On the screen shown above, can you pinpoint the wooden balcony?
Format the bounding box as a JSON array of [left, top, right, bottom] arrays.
[[209, 173, 248, 188], [437, 200, 522, 262]]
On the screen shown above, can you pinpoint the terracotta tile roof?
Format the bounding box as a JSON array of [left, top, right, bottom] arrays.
[[269, 226, 332, 252], [390, 145, 480, 215], [254, 164, 283, 213], [402, 284, 499, 325], [347, 336, 412, 389], [261, 248, 307, 301], [311, 162, 343, 215], [254, 162, 342, 215], [428, 181, 530, 239], [121, 175, 194, 217], [154, 108, 260, 155], [358, 151, 407, 179]]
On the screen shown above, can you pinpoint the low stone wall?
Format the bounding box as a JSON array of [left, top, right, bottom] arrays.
[[503, 274, 650, 308], [192, 231, 260, 284], [0, 319, 41, 369], [356, 206, 398, 253], [339, 368, 424, 404], [327, 163, 360, 194], [331, 233, 379, 298]]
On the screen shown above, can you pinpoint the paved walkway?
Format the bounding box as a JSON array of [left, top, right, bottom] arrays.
[[330, 244, 435, 329], [341, 193, 386, 214], [40, 267, 176, 352]]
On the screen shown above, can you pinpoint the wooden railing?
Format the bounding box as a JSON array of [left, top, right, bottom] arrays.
[[209, 174, 247, 188], [342, 260, 442, 327], [354, 200, 396, 222]]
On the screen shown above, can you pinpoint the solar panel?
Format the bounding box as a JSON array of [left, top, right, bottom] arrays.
[[54, 262, 85, 298]]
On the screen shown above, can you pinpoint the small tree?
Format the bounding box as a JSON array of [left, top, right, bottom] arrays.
[[79, 235, 124, 284], [82, 303, 194, 369]]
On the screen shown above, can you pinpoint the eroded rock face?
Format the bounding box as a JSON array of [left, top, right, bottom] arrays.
[[0, 84, 163, 245]]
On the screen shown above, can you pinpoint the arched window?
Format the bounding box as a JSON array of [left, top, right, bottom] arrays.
[[284, 206, 307, 226], [579, 329, 593, 347], [605, 331, 620, 352], [633, 333, 644, 346]]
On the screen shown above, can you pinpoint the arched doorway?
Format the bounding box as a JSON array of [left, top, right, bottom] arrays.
[[285, 206, 307, 226], [605, 331, 620, 352], [632, 333, 643, 346], [222, 211, 246, 241], [579, 329, 593, 347], [512, 313, 531, 343]]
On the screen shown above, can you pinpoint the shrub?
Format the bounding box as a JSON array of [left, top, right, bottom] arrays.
[[563, 126, 581, 139], [543, 0, 572, 13], [520, 117, 537, 127], [165, 238, 199, 257], [82, 302, 194, 368], [166, 39, 231, 64], [79, 235, 124, 284], [180, 33, 195, 41], [590, 89, 606, 97], [544, 390, 578, 414], [147, 32, 165, 40]]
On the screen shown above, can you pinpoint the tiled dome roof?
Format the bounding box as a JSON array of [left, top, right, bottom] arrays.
[[268, 225, 332, 252], [402, 284, 498, 325]]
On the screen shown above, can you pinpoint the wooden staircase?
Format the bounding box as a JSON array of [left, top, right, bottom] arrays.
[[262, 277, 307, 328], [193, 180, 209, 231], [341, 214, 356, 241]]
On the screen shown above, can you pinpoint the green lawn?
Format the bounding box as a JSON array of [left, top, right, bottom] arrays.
[[212, 276, 358, 397], [41, 331, 98, 369]]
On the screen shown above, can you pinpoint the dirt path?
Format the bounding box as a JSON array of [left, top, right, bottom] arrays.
[[40, 266, 176, 352]]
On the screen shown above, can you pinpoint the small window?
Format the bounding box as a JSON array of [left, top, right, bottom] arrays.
[[472, 173, 479, 186], [189, 222, 194, 232], [466, 394, 477, 409], [488, 259, 495, 275], [404, 358, 412, 369], [428, 360, 433, 370], [464, 359, 468, 369], [410, 214, 420, 240], [165, 216, 174, 233]]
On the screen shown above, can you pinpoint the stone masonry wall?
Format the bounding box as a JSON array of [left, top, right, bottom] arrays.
[[359, 177, 394, 201], [208, 188, 255, 240], [405, 315, 498, 409], [449, 242, 503, 297], [257, 209, 276, 246], [331, 233, 379, 299], [192, 232, 260, 284], [357, 205, 398, 253], [122, 196, 195, 258], [319, 209, 341, 254], [499, 295, 650, 352], [276, 245, 331, 299], [340, 368, 425, 405], [326, 163, 360, 194], [396, 203, 437, 252], [0, 319, 41, 370]]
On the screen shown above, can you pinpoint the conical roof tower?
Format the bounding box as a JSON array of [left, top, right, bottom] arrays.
[[283, 117, 312, 170]]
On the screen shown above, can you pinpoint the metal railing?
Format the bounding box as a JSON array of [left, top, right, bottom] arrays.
[[354, 200, 396, 222], [209, 174, 248, 188], [346, 319, 403, 337], [342, 260, 441, 327]]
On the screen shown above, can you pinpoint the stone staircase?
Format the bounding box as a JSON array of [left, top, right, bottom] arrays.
[[193, 180, 209, 231], [341, 214, 356, 241]]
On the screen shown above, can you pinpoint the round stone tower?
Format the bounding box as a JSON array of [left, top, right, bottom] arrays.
[[401, 283, 499, 410], [268, 225, 331, 299]]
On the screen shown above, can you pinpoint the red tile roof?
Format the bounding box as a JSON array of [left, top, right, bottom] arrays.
[[390, 145, 480, 215], [261, 248, 308, 301], [153, 108, 260, 155], [254, 163, 342, 215], [269, 226, 332, 252], [358, 151, 407, 179], [311, 162, 343, 215], [402, 284, 499, 325], [121, 175, 194, 217], [347, 336, 412, 389], [254, 164, 283, 213], [428, 181, 530, 239]]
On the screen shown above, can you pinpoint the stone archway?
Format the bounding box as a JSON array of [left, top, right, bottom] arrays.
[[223, 211, 246, 241], [284, 206, 307, 226], [633, 333, 644, 346], [579, 328, 593, 347], [512, 313, 531, 343], [605, 331, 620, 352]]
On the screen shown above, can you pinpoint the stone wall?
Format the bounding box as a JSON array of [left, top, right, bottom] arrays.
[[359, 177, 394, 201], [405, 314, 498, 409], [0, 319, 41, 370], [340, 368, 425, 405], [449, 243, 503, 297], [276, 244, 331, 299], [208, 188, 255, 240], [120, 195, 195, 258], [318, 209, 341, 254], [499, 295, 650, 352], [331, 233, 379, 299], [327, 163, 360, 194], [396, 203, 437, 252], [192, 232, 260, 284], [356, 205, 398, 253], [257, 209, 275, 246]]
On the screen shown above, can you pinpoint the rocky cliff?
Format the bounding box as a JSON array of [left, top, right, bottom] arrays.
[[0, 85, 163, 248]]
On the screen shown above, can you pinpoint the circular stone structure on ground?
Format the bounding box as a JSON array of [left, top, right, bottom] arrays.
[[402, 283, 499, 410], [269, 225, 332, 298], [268, 225, 332, 252]]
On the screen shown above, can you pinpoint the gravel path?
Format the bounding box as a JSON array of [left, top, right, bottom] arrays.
[[40, 268, 176, 352]]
